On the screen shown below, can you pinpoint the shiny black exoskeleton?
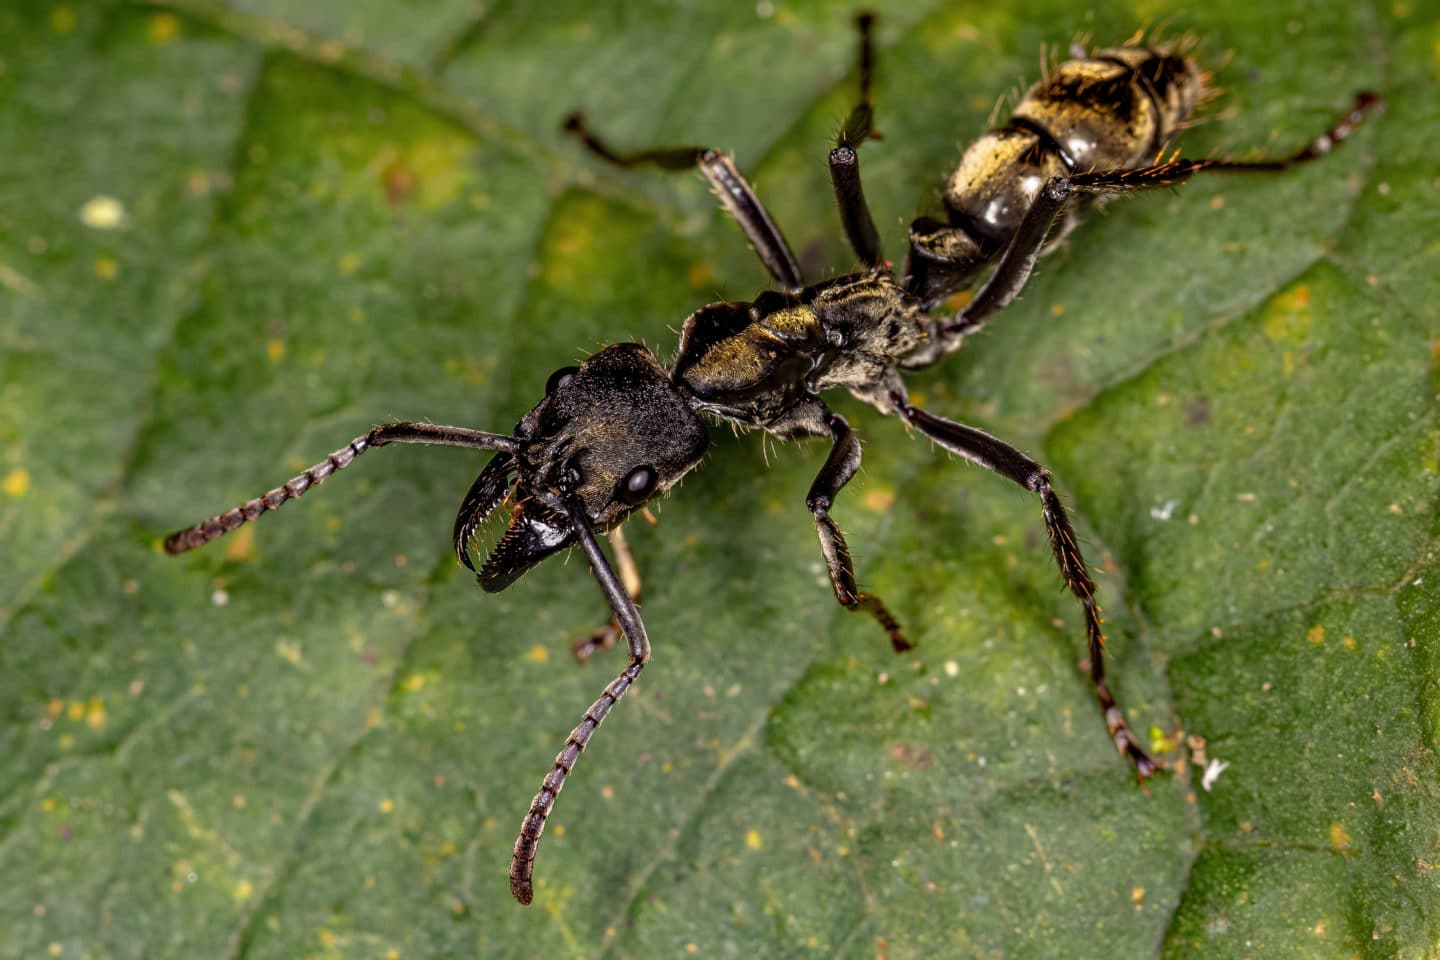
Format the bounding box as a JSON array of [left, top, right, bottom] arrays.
[[163, 14, 1381, 907]]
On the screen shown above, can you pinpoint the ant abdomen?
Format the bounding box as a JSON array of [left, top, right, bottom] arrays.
[[945, 48, 1204, 245]]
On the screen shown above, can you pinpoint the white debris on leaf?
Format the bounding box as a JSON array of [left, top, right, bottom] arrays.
[[1149, 499, 1179, 521], [1201, 759, 1230, 792]]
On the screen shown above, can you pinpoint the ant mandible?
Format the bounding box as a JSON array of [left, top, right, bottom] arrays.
[[163, 13, 1381, 905]]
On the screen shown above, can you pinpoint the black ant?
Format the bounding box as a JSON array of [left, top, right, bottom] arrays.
[[162, 14, 1382, 906]]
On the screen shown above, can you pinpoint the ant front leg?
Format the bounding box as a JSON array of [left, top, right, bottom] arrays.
[[892, 394, 1157, 778], [571, 524, 643, 663], [806, 408, 911, 653], [829, 11, 885, 270], [563, 113, 804, 292]]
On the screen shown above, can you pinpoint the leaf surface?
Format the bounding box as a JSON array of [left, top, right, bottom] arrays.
[[2, 1, 1437, 957]]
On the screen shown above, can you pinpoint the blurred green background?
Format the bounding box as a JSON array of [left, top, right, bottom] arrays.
[[2, 0, 1438, 956]]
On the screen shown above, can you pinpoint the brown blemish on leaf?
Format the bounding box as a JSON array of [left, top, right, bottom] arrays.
[[1185, 397, 1211, 426], [383, 162, 416, 207], [888, 743, 933, 770]]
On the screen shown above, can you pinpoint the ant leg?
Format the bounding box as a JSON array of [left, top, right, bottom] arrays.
[[1190, 91, 1382, 173], [892, 394, 1157, 779], [924, 91, 1384, 344], [164, 423, 519, 554], [564, 113, 804, 292], [511, 495, 651, 906], [571, 524, 643, 663], [829, 11, 884, 269], [807, 409, 911, 653]]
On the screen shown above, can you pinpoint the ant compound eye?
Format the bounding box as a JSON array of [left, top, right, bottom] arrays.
[[545, 366, 579, 394], [618, 465, 657, 506]]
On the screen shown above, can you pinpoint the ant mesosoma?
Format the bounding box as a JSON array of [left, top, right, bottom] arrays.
[[162, 14, 1381, 905]]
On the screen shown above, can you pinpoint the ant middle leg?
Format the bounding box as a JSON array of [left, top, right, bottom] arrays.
[[563, 113, 804, 292], [806, 408, 911, 653], [571, 524, 643, 663], [828, 11, 884, 269], [891, 392, 1157, 778]]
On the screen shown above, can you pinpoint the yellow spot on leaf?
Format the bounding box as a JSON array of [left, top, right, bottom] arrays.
[[366, 708, 382, 728], [234, 879, 254, 901], [148, 12, 180, 43], [224, 524, 255, 562], [319, 929, 338, 948], [688, 262, 716, 288], [50, 7, 76, 34], [1262, 284, 1312, 342], [338, 253, 361, 275], [266, 339, 285, 363], [40, 797, 56, 813], [402, 673, 426, 692], [1049, 302, 1065, 317], [95, 255, 119, 280], [386, 950, 400, 960], [1329, 822, 1352, 851], [1343, 635, 1357, 650], [66, 701, 85, 722], [1308, 624, 1326, 645], [4, 468, 30, 497], [46, 698, 64, 719], [745, 829, 762, 850], [379, 798, 395, 814], [79, 195, 125, 230], [274, 641, 303, 665], [1149, 727, 1179, 754], [85, 697, 106, 731], [862, 487, 896, 513], [48, 943, 62, 958], [58, 734, 74, 750]]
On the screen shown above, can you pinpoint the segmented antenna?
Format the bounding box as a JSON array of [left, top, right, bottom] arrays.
[[164, 422, 518, 555], [510, 661, 644, 905]]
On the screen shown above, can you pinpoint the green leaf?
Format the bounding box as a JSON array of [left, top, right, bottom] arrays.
[[2, 0, 1436, 957]]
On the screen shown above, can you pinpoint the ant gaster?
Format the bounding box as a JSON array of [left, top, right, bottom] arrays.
[[163, 14, 1382, 905]]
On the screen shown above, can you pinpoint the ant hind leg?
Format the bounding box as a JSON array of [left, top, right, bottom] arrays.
[[893, 393, 1158, 778], [562, 113, 804, 292]]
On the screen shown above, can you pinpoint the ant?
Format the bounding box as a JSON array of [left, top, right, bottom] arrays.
[[162, 14, 1381, 906]]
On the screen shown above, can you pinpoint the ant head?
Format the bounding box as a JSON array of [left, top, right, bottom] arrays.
[[455, 342, 708, 591]]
